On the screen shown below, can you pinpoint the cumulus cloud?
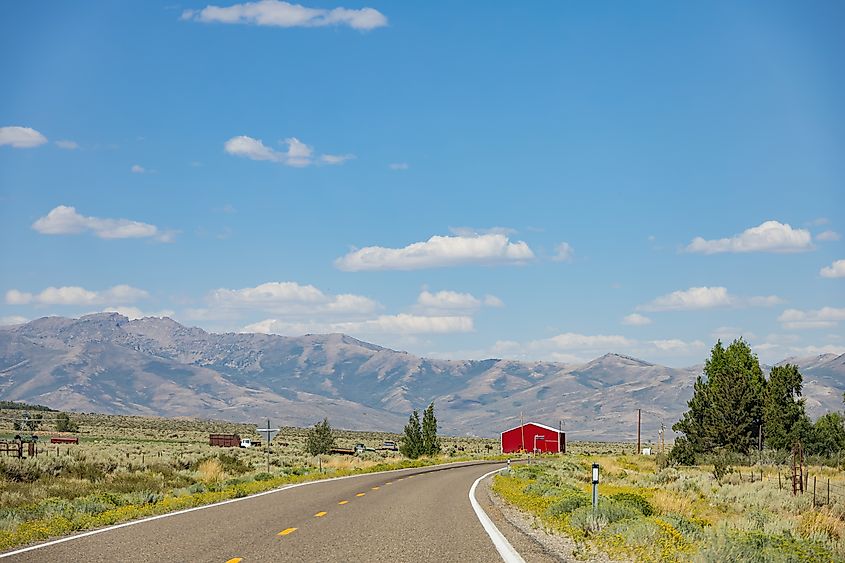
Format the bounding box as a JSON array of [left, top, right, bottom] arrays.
[[622, 313, 652, 326], [649, 339, 706, 352], [820, 259, 845, 279], [388, 162, 409, 170], [223, 135, 351, 167], [0, 126, 47, 148], [31, 206, 174, 242], [243, 314, 472, 336], [130, 164, 146, 174], [206, 281, 379, 316], [552, 242, 574, 262], [817, 230, 841, 242], [778, 307, 845, 330], [101, 307, 174, 320], [686, 220, 813, 254], [0, 316, 28, 326], [335, 233, 535, 271], [55, 140, 79, 150], [5, 285, 148, 306], [181, 0, 388, 30], [415, 290, 503, 314], [639, 286, 782, 312]]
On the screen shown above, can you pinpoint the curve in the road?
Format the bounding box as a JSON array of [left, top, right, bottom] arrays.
[[2, 460, 524, 562]]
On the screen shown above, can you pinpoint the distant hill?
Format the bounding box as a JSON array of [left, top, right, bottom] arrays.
[[0, 314, 842, 440]]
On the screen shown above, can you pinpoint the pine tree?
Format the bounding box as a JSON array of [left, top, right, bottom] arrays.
[[706, 339, 765, 454], [305, 418, 335, 456], [400, 410, 422, 459], [672, 339, 766, 456], [763, 364, 807, 450], [55, 412, 78, 433], [421, 402, 440, 456]]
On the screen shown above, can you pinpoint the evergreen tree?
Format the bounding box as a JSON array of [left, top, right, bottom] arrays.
[[55, 412, 79, 433], [400, 410, 422, 459], [672, 339, 765, 455], [305, 418, 335, 456], [763, 364, 807, 450], [808, 412, 845, 456], [421, 402, 440, 456]]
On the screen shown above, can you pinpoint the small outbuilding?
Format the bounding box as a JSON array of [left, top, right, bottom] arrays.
[[501, 422, 565, 454]]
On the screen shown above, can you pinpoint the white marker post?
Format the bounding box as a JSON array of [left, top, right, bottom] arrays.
[[591, 463, 600, 511]]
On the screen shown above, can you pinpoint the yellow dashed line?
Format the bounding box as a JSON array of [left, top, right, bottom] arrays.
[[385, 482, 392, 485], [278, 527, 297, 536], [225, 559, 242, 563], [315, 511, 327, 517], [356, 493, 366, 497], [338, 500, 349, 505], [371, 486, 380, 490]]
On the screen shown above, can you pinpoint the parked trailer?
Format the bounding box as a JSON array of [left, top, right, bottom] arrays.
[[209, 433, 241, 447], [50, 436, 79, 444]]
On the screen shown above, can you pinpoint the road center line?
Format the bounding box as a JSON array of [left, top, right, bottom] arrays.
[[225, 558, 242, 563], [371, 486, 380, 490], [469, 468, 525, 563], [277, 528, 297, 536], [356, 493, 366, 497], [314, 511, 327, 517], [338, 500, 348, 505]]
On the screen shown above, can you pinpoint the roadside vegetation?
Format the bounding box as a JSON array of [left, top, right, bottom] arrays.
[[0, 408, 497, 551], [494, 339, 845, 562]]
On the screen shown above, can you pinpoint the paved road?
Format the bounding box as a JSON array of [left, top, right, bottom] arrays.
[[7, 461, 517, 562]]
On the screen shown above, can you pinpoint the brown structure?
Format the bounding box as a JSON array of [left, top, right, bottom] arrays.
[[209, 433, 241, 447]]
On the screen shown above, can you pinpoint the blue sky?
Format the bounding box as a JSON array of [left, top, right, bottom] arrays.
[[1, 1, 842, 367]]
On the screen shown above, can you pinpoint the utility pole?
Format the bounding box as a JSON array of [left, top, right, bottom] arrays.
[[660, 422, 666, 455], [636, 409, 641, 455]]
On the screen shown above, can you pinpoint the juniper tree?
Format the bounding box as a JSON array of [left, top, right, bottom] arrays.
[[763, 364, 807, 450], [306, 417, 335, 456], [421, 402, 440, 456], [400, 410, 422, 459]]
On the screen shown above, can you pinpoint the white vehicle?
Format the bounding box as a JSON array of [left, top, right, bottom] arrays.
[[240, 438, 253, 448]]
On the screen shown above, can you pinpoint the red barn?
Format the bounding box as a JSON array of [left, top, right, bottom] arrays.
[[501, 422, 565, 454]]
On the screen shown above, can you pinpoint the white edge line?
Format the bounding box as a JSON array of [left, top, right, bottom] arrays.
[[469, 468, 526, 563], [0, 459, 491, 559]]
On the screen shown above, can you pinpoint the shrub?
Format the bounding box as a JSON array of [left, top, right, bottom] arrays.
[[569, 499, 640, 535], [546, 492, 589, 517], [668, 436, 697, 465], [197, 459, 225, 485], [610, 492, 654, 516]]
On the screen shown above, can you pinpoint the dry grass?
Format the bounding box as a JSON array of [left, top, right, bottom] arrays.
[[196, 459, 225, 484]]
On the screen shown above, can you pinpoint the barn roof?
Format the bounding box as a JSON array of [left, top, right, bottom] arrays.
[[500, 422, 562, 435]]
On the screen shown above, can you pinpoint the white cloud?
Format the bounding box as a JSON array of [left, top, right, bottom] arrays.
[[622, 313, 652, 326], [102, 307, 175, 320], [817, 230, 841, 242], [223, 135, 350, 167], [243, 314, 472, 336], [639, 286, 782, 312], [388, 163, 408, 170], [686, 220, 813, 254], [538, 333, 633, 350], [335, 233, 535, 271], [55, 140, 79, 150], [649, 339, 706, 352], [131, 164, 146, 174], [820, 259, 845, 278], [320, 154, 355, 165], [0, 126, 47, 148], [552, 242, 574, 262], [31, 205, 173, 242], [778, 307, 845, 330], [5, 285, 149, 306], [181, 1, 388, 30], [415, 290, 502, 314], [207, 281, 379, 316], [0, 316, 28, 326]]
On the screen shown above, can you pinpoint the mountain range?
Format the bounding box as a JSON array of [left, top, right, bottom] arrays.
[[1, 313, 842, 440]]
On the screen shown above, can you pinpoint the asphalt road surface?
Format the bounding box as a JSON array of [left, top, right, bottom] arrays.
[[6, 460, 530, 562]]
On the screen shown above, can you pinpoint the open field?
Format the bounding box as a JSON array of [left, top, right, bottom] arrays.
[[0, 409, 500, 551], [493, 453, 845, 562]]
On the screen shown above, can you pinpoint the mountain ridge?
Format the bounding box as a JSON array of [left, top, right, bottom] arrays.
[[1, 314, 842, 440]]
